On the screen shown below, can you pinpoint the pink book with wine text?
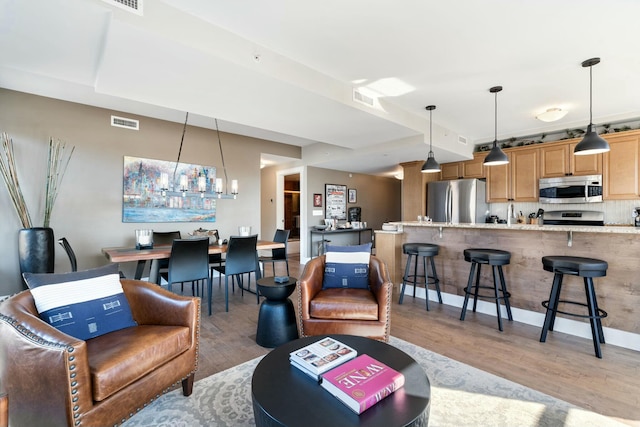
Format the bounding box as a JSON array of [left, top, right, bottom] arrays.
[[320, 354, 405, 414]]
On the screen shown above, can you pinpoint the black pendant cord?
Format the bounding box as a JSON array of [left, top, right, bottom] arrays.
[[215, 118, 229, 193], [494, 89, 498, 146], [589, 64, 594, 126], [173, 112, 189, 184], [429, 110, 433, 152]]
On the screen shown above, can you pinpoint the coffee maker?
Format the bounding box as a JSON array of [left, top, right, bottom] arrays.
[[634, 207, 640, 227], [348, 207, 361, 223]]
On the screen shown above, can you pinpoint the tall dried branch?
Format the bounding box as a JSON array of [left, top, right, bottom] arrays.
[[44, 137, 74, 228], [0, 132, 32, 228]]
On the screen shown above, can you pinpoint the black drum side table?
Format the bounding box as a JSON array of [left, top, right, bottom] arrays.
[[256, 276, 298, 348]]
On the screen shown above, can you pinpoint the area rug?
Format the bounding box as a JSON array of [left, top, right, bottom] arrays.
[[122, 337, 625, 427]]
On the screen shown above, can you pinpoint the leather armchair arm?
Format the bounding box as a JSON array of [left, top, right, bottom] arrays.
[[297, 256, 325, 321], [122, 279, 199, 328], [0, 291, 93, 427], [368, 256, 393, 321]]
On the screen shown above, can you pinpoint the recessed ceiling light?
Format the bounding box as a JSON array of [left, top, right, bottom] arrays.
[[536, 108, 568, 122]]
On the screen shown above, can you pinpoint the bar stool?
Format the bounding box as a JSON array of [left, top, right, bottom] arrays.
[[460, 248, 513, 331], [398, 243, 442, 310], [539, 256, 608, 358]]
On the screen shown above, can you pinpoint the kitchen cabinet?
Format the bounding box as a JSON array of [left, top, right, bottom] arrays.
[[440, 153, 486, 180], [440, 162, 462, 180], [400, 160, 440, 220], [540, 140, 602, 177], [462, 153, 486, 178], [603, 131, 640, 200], [486, 147, 539, 202]]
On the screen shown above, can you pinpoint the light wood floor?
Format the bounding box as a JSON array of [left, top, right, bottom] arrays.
[[190, 255, 639, 426]]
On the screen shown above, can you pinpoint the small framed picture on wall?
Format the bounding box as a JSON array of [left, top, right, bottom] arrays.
[[313, 193, 323, 207], [348, 188, 357, 203]]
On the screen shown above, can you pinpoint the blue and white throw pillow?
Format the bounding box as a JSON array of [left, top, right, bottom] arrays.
[[26, 266, 137, 341], [322, 243, 372, 289]]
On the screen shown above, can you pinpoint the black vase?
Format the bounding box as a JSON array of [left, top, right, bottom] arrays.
[[18, 227, 55, 282]]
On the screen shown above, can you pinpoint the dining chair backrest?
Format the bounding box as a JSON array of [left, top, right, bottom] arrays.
[[57, 237, 78, 272], [168, 238, 210, 284], [224, 235, 259, 275], [153, 231, 182, 246], [271, 229, 290, 261]]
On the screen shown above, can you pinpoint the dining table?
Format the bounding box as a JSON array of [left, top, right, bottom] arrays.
[[102, 240, 285, 285]]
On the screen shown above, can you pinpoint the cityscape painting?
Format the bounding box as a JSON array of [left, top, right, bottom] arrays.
[[122, 156, 218, 223]]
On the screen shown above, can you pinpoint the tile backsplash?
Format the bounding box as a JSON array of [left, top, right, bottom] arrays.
[[490, 200, 640, 225]]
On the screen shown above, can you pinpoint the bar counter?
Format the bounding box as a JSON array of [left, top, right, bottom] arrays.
[[376, 222, 640, 350]]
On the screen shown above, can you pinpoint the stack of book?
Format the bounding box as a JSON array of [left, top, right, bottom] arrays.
[[289, 337, 405, 414], [289, 337, 357, 380]]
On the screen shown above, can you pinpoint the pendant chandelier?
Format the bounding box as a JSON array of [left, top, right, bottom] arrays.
[[483, 86, 509, 166], [574, 57, 610, 156], [213, 118, 238, 199], [421, 105, 440, 173]]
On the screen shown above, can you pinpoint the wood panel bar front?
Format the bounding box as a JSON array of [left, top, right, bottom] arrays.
[[395, 223, 640, 335]]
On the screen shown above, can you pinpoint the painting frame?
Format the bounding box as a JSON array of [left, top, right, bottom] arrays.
[[325, 184, 347, 220], [348, 188, 357, 204], [313, 193, 323, 207], [122, 155, 218, 223]]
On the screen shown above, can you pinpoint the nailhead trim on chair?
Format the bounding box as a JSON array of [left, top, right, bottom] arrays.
[[1, 296, 202, 427]]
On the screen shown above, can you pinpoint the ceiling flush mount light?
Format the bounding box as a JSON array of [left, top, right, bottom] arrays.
[[574, 57, 610, 156], [483, 86, 509, 166], [421, 105, 441, 173], [536, 107, 568, 122]]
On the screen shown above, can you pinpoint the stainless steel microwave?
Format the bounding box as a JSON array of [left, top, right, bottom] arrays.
[[539, 175, 603, 203]]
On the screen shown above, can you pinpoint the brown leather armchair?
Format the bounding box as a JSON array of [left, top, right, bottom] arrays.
[[297, 255, 392, 342], [0, 279, 200, 427]]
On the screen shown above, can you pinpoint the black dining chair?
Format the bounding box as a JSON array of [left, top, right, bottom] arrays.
[[153, 231, 181, 282], [57, 237, 78, 272], [58, 237, 126, 278], [259, 229, 290, 277], [167, 237, 213, 315], [212, 234, 260, 312]]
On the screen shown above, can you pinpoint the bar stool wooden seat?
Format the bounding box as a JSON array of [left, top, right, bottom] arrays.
[[460, 248, 513, 331], [539, 255, 608, 358], [399, 243, 442, 311]]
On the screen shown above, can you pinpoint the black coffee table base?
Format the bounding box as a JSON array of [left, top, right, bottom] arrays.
[[252, 335, 430, 427]]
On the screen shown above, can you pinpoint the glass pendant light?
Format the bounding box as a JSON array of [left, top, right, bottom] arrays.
[[574, 57, 610, 156], [421, 105, 440, 173], [483, 86, 509, 166]]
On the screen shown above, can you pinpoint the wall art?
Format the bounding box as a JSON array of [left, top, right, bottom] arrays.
[[325, 184, 347, 220], [122, 156, 217, 223]]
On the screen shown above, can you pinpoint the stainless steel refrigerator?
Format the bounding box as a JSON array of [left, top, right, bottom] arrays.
[[426, 179, 488, 224]]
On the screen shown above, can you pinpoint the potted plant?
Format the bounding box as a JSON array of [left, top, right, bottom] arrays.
[[1, 132, 74, 280]]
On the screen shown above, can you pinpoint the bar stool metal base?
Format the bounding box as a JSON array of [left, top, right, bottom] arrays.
[[399, 243, 442, 311], [539, 257, 608, 358], [460, 249, 513, 331]]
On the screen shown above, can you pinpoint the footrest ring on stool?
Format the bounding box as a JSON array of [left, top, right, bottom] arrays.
[[542, 299, 608, 320]]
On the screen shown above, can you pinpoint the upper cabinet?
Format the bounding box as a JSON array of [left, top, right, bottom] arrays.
[[486, 147, 539, 202], [540, 139, 602, 178], [603, 131, 640, 200], [439, 153, 486, 180], [440, 162, 462, 180]]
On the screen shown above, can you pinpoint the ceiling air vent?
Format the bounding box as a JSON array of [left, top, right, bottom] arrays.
[[353, 88, 375, 107], [101, 0, 143, 15], [458, 135, 468, 145], [111, 115, 139, 130]]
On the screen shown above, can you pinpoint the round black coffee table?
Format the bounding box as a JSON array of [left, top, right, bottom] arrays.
[[255, 276, 298, 348], [252, 335, 430, 427]]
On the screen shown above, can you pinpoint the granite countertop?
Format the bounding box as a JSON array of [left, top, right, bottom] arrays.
[[390, 221, 640, 234]]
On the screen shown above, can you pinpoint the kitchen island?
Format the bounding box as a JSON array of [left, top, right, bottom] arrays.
[[376, 222, 640, 351]]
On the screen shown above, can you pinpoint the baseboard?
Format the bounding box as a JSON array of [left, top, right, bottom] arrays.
[[402, 285, 640, 352]]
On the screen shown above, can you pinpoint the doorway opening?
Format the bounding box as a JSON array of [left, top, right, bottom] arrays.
[[284, 174, 300, 255]]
